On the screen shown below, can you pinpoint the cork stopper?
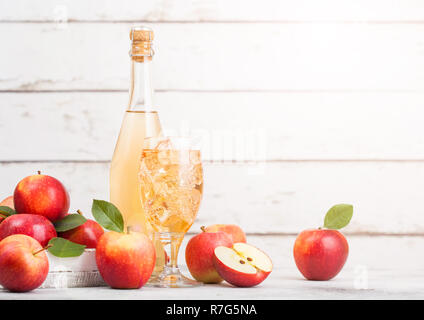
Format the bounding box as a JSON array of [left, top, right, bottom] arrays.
[[130, 26, 154, 62]]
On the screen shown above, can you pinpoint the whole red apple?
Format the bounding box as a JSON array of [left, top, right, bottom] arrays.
[[293, 229, 349, 281], [204, 224, 246, 243], [0, 214, 57, 247], [14, 172, 70, 222], [96, 231, 156, 289], [59, 210, 104, 248], [0, 234, 49, 292], [185, 226, 233, 284]]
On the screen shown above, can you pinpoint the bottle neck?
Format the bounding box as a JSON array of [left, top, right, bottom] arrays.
[[128, 58, 154, 111]]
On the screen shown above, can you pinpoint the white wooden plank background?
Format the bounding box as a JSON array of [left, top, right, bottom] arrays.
[[2, 0, 424, 22], [1, 92, 424, 161], [1, 161, 424, 235], [1, 1, 424, 291], [1, 23, 424, 91]]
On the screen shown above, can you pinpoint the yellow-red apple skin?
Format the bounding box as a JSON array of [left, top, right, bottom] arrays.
[[212, 254, 271, 287], [96, 231, 156, 289], [59, 217, 104, 248], [0, 234, 49, 292], [204, 224, 246, 243], [0, 196, 14, 223], [185, 231, 233, 283], [293, 229, 349, 281], [14, 174, 70, 222], [0, 196, 14, 210]]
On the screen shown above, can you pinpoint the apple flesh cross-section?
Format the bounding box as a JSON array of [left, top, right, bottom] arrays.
[[213, 243, 272, 287]]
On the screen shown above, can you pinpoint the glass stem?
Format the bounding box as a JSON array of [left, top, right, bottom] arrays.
[[170, 239, 179, 269], [149, 231, 203, 287], [161, 232, 184, 275]]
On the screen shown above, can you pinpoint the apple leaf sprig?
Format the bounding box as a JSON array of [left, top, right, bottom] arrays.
[[53, 211, 87, 232], [0, 206, 16, 217], [41, 210, 89, 258], [323, 204, 353, 230], [48, 237, 86, 257], [91, 200, 124, 233], [46, 199, 124, 258]]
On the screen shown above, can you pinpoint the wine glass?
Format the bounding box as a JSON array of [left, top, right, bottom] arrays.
[[139, 136, 203, 287]]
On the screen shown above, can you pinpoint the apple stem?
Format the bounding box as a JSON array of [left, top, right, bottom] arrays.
[[200, 226, 206, 233], [77, 209, 83, 216], [33, 244, 53, 256], [37, 170, 41, 175]]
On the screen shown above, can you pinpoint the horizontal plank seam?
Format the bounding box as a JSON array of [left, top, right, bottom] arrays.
[[2, 160, 424, 164], [2, 89, 424, 94], [186, 232, 424, 237], [2, 20, 424, 24]]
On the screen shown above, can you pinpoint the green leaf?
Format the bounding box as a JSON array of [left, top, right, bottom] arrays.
[[54, 214, 87, 232], [324, 204, 353, 230], [91, 199, 124, 232], [47, 237, 86, 258], [0, 206, 16, 217]]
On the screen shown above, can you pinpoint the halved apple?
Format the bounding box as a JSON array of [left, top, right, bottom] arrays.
[[213, 243, 272, 287]]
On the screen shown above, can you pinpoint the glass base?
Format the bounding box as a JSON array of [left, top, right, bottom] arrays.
[[144, 231, 203, 288], [146, 268, 203, 288]]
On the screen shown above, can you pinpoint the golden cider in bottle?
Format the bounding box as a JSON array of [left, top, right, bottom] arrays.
[[110, 26, 165, 273]]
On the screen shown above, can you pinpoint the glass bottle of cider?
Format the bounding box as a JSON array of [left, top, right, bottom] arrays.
[[110, 26, 164, 272]]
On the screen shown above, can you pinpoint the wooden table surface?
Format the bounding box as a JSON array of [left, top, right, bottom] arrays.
[[0, 266, 422, 300], [0, 235, 423, 300]]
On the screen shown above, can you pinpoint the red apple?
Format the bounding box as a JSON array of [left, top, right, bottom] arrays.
[[14, 172, 70, 222], [59, 210, 104, 248], [293, 229, 349, 281], [96, 231, 156, 289], [213, 243, 272, 287], [204, 224, 246, 243], [185, 227, 233, 283], [0, 196, 14, 210], [0, 196, 15, 223], [0, 234, 49, 292], [164, 249, 170, 264], [0, 214, 57, 247]]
